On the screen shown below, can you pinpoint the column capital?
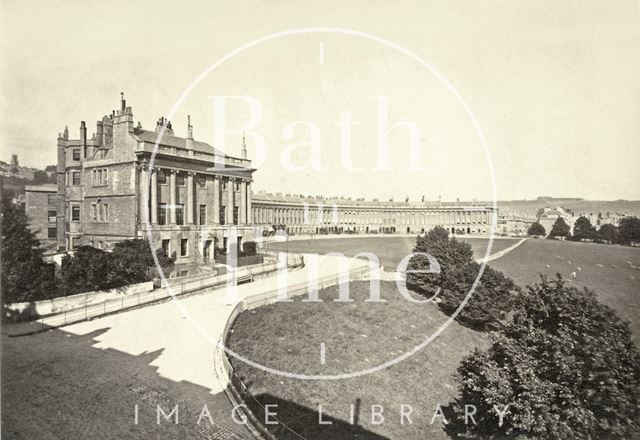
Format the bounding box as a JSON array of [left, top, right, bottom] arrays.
[[170, 169, 178, 174]]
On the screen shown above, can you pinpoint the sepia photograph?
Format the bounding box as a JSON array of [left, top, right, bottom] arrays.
[[1, 1, 639, 439]]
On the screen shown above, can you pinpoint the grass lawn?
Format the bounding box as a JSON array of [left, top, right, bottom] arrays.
[[228, 281, 487, 439], [230, 236, 640, 439], [490, 238, 640, 338], [267, 236, 519, 269]]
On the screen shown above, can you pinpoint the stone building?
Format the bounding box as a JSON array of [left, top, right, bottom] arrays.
[[251, 193, 496, 236], [24, 184, 58, 246], [51, 95, 255, 264]]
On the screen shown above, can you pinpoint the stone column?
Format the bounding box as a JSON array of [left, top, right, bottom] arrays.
[[213, 176, 220, 224], [150, 168, 158, 224], [169, 169, 177, 224], [226, 178, 234, 225], [239, 179, 247, 224], [186, 172, 194, 224], [139, 164, 149, 225], [247, 181, 252, 224]]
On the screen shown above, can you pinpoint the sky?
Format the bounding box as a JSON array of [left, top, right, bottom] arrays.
[[1, 0, 639, 201]]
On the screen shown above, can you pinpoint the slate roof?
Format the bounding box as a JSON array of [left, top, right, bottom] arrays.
[[132, 128, 238, 159]]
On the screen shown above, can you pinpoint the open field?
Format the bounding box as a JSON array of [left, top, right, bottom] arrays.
[[228, 281, 487, 440], [267, 236, 519, 269], [490, 238, 640, 337]]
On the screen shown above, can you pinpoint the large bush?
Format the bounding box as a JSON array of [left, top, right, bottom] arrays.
[[446, 276, 640, 439], [406, 227, 520, 329], [406, 226, 473, 295], [61, 239, 173, 295], [437, 263, 522, 330]]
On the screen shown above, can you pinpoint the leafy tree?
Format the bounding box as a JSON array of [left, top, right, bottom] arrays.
[[619, 216, 640, 244], [446, 276, 640, 439], [31, 170, 55, 185], [406, 226, 473, 295], [571, 216, 596, 241], [548, 217, 570, 239], [597, 223, 619, 243], [437, 262, 522, 330], [527, 222, 546, 236], [109, 239, 173, 285], [1, 190, 56, 304], [406, 227, 520, 329]]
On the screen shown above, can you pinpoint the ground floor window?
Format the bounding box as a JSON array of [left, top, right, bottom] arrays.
[[48, 227, 56, 239], [71, 236, 81, 249], [161, 239, 171, 255], [180, 239, 188, 257]]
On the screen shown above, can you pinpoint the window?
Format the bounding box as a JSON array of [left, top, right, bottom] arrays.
[[176, 204, 184, 225], [48, 210, 56, 223], [233, 207, 239, 225], [72, 149, 80, 161], [220, 207, 226, 225], [161, 239, 171, 255], [47, 194, 57, 205], [104, 204, 109, 221], [72, 171, 80, 186], [158, 169, 167, 184], [71, 237, 81, 249], [71, 205, 80, 222], [48, 227, 56, 239], [158, 203, 167, 225], [180, 239, 188, 257], [92, 168, 108, 185], [199, 205, 207, 225]]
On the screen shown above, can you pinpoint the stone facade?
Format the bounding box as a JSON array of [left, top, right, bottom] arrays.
[[24, 184, 58, 246], [251, 193, 496, 236], [50, 95, 255, 264]]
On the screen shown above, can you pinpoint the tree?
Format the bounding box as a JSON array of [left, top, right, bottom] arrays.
[[109, 239, 173, 285], [446, 276, 640, 439], [1, 190, 56, 304], [437, 262, 522, 330], [619, 216, 640, 244], [406, 227, 520, 330], [572, 216, 595, 241], [406, 226, 473, 295], [597, 223, 619, 243], [548, 217, 570, 239], [527, 222, 546, 236]]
